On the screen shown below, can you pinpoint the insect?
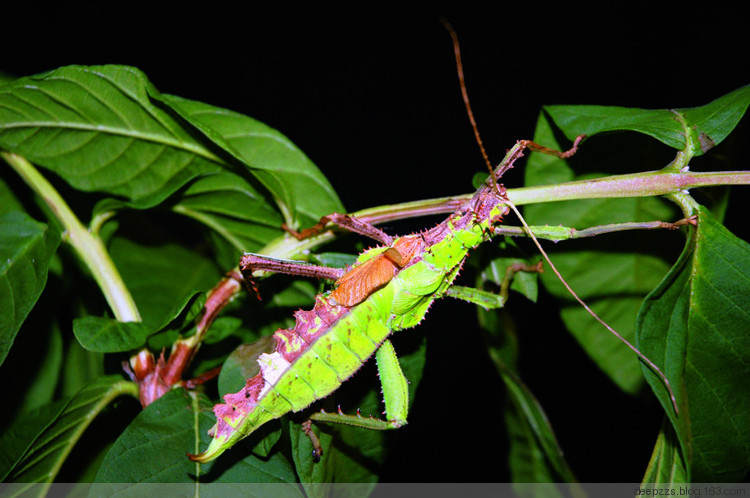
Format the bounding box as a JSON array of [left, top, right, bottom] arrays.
[[188, 25, 679, 464]]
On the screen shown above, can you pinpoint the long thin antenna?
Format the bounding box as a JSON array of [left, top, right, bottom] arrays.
[[504, 200, 679, 415], [442, 19, 498, 194], [441, 20, 679, 416]]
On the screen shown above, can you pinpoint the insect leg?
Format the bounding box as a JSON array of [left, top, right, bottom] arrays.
[[308, 340, 409, 430], [301, 419, 324, 463], [283, 213, 393, 245], [444, 262, 544, 310], [374, 339, 409, 427], [240, 253, 346, 300], [241, 253, 345, 281]]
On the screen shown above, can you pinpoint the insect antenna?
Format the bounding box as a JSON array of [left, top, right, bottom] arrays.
[[442, 20, 499, 195], [442, 20, 679, 415], [504, 200, 679, 415]]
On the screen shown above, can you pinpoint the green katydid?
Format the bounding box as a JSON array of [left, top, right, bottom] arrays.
[[188, 136, 679, 463], [188, 26, 680, 464]]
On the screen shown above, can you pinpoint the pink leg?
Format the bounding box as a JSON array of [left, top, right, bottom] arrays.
[[283, 213, 393, 245], [302, 419, 323, 463], [494, 135, 586, 180], [240, 253, 347, 301], [240, 253, 345, 281]]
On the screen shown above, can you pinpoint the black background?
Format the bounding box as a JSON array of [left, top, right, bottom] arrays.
[[3, 8, 748, 483]]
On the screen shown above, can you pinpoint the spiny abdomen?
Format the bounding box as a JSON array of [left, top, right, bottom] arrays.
[[191, 283, 395, 463]]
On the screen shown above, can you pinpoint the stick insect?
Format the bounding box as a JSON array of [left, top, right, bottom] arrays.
[[189, 25, 680, 464]]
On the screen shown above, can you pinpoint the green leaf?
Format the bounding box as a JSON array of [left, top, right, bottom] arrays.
[[13, 321, 63, 415], [524, 111, 678, 394], [641, 418, 688, 485], [72, 317, 151, 353], [289, 420, 336, 498], [202, 316, 243, 345], [267, 280, 317, 309], [94, 389, 300, 489], [0, 376, 137, 491], [637, 207, 750, 482], [60, 339, 104, 398], [152, 93, 344, 228], [0, 176, 24, 215], [544, 84, 750, 156], [109, 237, 220, 331], [73, 291, 205, 353], [0, 65, 225, 206], [172, 171, 283, 253], [478, 308, 577, 484], [502, 370, 577, 483], [0, 210, 60, 365], [479, 257, 540, 303], [0, 399, 68, 482]]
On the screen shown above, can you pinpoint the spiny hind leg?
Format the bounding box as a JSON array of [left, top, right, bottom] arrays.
[[309, 339, 409, 430], [239, 253, 346, 299], [240, 253, 345, 281], [444, 261, 544, 310], [283, 213, 393, 245]]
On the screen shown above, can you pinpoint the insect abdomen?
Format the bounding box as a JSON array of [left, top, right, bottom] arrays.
[[191, 282, 395, 463]]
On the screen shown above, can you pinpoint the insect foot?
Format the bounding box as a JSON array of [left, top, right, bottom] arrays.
[[302, 420, 323, 463]]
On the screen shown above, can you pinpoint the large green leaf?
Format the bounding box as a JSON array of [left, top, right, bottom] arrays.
[[545, 85, 750, 156], [0, 376, 137, 492], [69, 237, 220, 353], [73, 291, 205, 353], [152, 93, 344, 228], [173, 171, 283, 253], [478, 305, 576, 485], [0, 66, 224, 206], [94, 389, 300, 490], [72, 317, 152, 353], [109, 237, 221, 331], [524, 112, 677, 393], [0, 210, 60, 365], [637, 207, 750, 481]]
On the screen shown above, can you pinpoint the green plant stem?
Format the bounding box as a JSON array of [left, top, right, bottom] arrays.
[[261, 168, 750, 260], [1, 152, 141, 322], [182, 165, 750, 359], [507, 170, 750, 206], [494, 219, 694, 241]]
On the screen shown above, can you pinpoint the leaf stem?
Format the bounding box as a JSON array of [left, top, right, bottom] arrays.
[[494, 218, 696, 242], [1, 152, 141, 322], [507, 170, 750, 206], [259, 168, 750, 261]]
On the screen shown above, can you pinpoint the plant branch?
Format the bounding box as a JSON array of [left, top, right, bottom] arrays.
[[258, 168, 750, 262], [494, 216, 697, 242], [173, 165, 750, 381], [506, 170, 750, 206], [1, 152, 141, 322]]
